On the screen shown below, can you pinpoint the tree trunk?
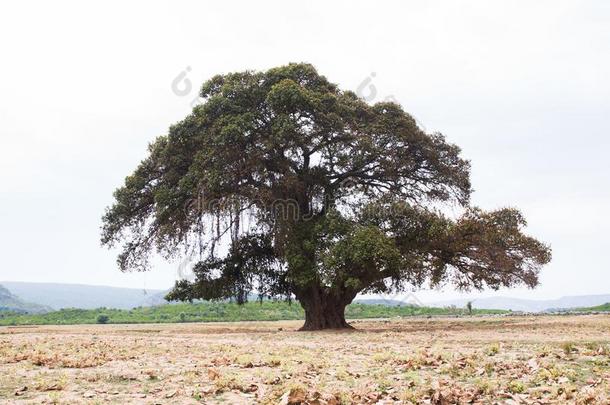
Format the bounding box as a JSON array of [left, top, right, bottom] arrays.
[[297, 289, 354, 331]]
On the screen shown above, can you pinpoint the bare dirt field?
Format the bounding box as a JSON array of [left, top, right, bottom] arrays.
[[1, 315, 609, 404]]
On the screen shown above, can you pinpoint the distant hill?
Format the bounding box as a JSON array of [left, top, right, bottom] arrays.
[[0, 282, 164, 310], [574, 302, 610, 312], [356, 292, 423, 307], [0, 284, 51, 313], [354, 298, 413, 307], [139, 289, 172, 307], [429, 294, 610, 312]]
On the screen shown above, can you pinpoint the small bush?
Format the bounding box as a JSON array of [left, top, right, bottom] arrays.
[[96, 314, 109, 324], [508, 380, 525, 393], [561, 342, 576, 355], [486, 343, 500, 356]]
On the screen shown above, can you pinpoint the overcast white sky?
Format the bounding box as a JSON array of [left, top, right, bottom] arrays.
[[0, 1, 608, 301]]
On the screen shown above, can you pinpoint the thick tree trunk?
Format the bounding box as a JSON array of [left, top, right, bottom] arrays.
[[297, 289, 354, 331]]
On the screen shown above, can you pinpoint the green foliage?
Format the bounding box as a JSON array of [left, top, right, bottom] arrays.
[[96, 314, 109, 324], [0, 302, 507, 326]]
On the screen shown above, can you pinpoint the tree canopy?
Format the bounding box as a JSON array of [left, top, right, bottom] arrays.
[[101, 63, 551, 330]]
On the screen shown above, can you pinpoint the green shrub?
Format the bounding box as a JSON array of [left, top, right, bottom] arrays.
[[96, 314, 109, 324]]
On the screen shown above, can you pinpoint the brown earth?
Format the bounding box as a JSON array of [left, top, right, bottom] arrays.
[[1, 315, 609, 404]]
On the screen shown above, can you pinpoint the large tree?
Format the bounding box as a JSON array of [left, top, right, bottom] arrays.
[[101, 63, 551, 330]]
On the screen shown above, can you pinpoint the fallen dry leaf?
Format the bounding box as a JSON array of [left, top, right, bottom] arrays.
[[279, 387, 307, 404], [207, 367, 220, 380]]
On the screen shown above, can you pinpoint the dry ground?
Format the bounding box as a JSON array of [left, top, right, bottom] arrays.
[[1, 315, 610, 404]]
